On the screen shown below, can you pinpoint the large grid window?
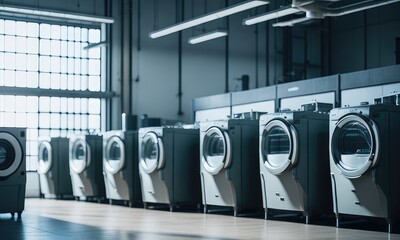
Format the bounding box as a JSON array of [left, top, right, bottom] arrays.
[[0, 19, 105, 171]]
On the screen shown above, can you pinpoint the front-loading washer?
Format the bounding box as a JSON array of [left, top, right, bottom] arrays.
[[259, 106, 332, 223], [199, 117, 262, 216], [329, 104, 400, 232], [103, 130, 141, 207], [38, 137, 72, 199], [138, 126, 200, 211], [69, 134, 105, 201], [0, 127, 26, 218]]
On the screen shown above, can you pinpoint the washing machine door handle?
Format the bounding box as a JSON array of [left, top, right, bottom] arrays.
[[0, 132, 23, 177], [331, 114, 380, 178], [261, 119, 298, 175]]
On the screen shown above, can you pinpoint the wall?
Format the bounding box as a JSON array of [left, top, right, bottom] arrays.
[[130, 0, 272, 123], [329, 2, 400, 74]]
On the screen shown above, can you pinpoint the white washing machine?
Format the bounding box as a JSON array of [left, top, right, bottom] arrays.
[[259, 107, 332, 223], [38, 137, 72, 199], [199, 118, 262, 216], [103, 130, 141, 207], [329, 104, 400, 232], [0, 127, 26, 218], [138, 126, 200, 211], [69, 134, 105, 201]]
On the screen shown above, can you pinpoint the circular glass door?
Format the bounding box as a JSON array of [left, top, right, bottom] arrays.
[[261, 119, 298, 175], [70, 139, 90, 174], [104, 136, 125, 174], [331, 114, 379, 178], [0, 132, 23, 177], [202, 127, 231, 175], [140, 132, 164, 174], [38, 140, 52, 174]]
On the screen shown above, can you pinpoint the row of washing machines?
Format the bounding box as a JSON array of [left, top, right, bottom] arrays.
[[1, 94, 399, 232]]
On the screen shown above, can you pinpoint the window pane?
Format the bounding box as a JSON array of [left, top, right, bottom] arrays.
[[74, 42, 81, 58], [4, 70, 15, 87], [40, 39, 51, 55], [15, 112, 27, 127], [50, 56, 61, 73], [67, 27, 75, 41], [40, 24, 51, 39], [26, 96, 38, 112], [26, 38, 39, 54], [15, 54, 27, 71], [4, 112, 15, 127], [27, 55, 39, 71], [81, 115, 88, 129], [51, 74, 61, 90], [39, 56, 51, 72], [75, 114, 81, 129], [26, 72, 39, 88], [39, 113, 50, 128], [88, 76, 100, 91], [16, 37, 27, 53], [16, 22, 27, 36], [26, 23, 39, 37], [39, 72, 50, 89], [5, 20, 16, 35], [51, 25, 61, 40], [51, 40, 61, 56], [0, 70, 4, 86], [74, 98, 81, 113], [5, 53, 16, 69], [4, 95, 16, 111], [26, 113, 38, 128], [50, 97, 61, 112], [60, 98, 68, 113], [50, 113, 60, 128], [60, 74, 68, 90], [61, 113, 68, 128], [88, 99, 100, 114], [39, 97, 50, 112], [67, 98, 74, 113], [16, 71, 27, 87], [0, 35, 4, 52], [60, 41, 68, 57]]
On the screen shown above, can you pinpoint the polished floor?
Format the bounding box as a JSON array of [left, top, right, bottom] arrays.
[[0, 198, 397, 240]]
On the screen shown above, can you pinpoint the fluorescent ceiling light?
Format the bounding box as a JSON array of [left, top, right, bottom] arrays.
[[0, 5, 114, 24], [188, 30, 228, 44], [272, 17, 310, 27], [243, 6, 301, 25], [149, 0, 269, 39]]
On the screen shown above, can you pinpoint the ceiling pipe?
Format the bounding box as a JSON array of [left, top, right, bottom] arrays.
[[322, 0, 400, 17], [274, 0, 400, 27]]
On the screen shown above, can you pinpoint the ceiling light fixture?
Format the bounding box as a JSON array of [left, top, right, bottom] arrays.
[[0, 5, 114, 24], [149, 0, 269, 39], [243, 6, 301, 25], [188, 30, 228, 44]]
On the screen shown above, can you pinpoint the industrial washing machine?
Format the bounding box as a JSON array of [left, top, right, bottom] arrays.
[[259, 103, 333, 223], [329, 103, 400, 232], [138, 126, 200, 211], [38, 137, 72, 199], [199, 114, 262, 216], [69, 134, 105, 201], [103, 130, 141, 207], [0, 127, 26, 217]]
